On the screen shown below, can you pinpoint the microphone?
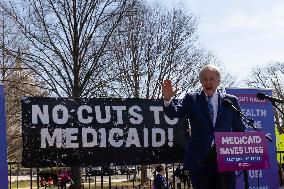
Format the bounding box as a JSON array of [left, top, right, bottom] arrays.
[[222, 99, 244, 117], [256, 93, 284, 103]]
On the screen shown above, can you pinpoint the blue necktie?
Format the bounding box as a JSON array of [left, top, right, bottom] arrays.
[[208, 96, 214, 123]]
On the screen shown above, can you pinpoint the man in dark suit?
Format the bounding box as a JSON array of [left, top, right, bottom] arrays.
[[162, 64, 246, 189]]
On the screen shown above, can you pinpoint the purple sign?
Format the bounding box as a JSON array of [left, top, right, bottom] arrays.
[[0, 85, 8, 189], [215, 131, 269, 172], [226, 88, 278, 189]]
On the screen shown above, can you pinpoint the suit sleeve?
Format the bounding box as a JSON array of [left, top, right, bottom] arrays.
[[163, 94, 190, 119]]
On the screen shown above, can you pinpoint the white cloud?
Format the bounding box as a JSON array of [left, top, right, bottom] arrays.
[[225, 9, 284, 31], [200, 2, 284, 34]]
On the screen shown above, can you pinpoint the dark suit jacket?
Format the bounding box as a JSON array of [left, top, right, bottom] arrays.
[[163, 91, 246, 172], [153, 174, 167, 189]]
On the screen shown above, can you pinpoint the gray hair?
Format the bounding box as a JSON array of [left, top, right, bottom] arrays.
[[199, 64, 221, 81]]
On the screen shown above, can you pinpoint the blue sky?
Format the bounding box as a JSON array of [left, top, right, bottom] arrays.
[[147, 0, 284, 84]]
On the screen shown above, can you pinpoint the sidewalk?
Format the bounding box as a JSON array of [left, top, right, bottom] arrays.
[[11, 176, 284, 189], [10, 175, 36, 182]]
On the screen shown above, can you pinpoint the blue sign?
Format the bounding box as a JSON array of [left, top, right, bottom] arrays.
[[0, 85, 8, 188], [226, 88, 278, 189]]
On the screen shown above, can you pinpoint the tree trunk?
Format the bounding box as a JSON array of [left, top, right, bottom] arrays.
[[70, 167, 82, 189], [140, 165, 148, 185]]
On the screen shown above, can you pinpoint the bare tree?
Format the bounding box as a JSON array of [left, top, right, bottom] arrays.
[[108, 2, 233, 183], [0, 9, 26, 81], [246, 62, 284, 133], [0, 0, 135, 98], [0, 0, 135, 188], [4, 52, 47, 163], [0, 0, 236, 187], [110, 3, 214, 99], [0, 7, 46, 164]]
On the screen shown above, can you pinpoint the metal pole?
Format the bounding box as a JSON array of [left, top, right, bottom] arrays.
[[244, 170, 249, 189], [109, 166, 111, 189], [101, 166, 103, 189], [37, 167, 39, 189], [9, 163, 11, 189], [30, 168, 33, 189], [166, 164, 170, 189], [133, 165, 137, 188], [172, 163, 175, 189], [132, 172, 135, 188], [88, 172, 90, 189], [16, 166, 19, 189]]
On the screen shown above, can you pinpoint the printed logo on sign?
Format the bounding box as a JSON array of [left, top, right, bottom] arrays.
[[238, 163, 250, 167]]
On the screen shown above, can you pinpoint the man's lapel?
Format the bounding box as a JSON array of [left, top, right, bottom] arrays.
[[216, 91, 224, 127]]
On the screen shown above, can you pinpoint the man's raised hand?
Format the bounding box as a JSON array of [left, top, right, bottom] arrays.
[[162, 79, 178, 101]]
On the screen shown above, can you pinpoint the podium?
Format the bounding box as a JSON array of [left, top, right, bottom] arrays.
[[214, 131, 270, 189]]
